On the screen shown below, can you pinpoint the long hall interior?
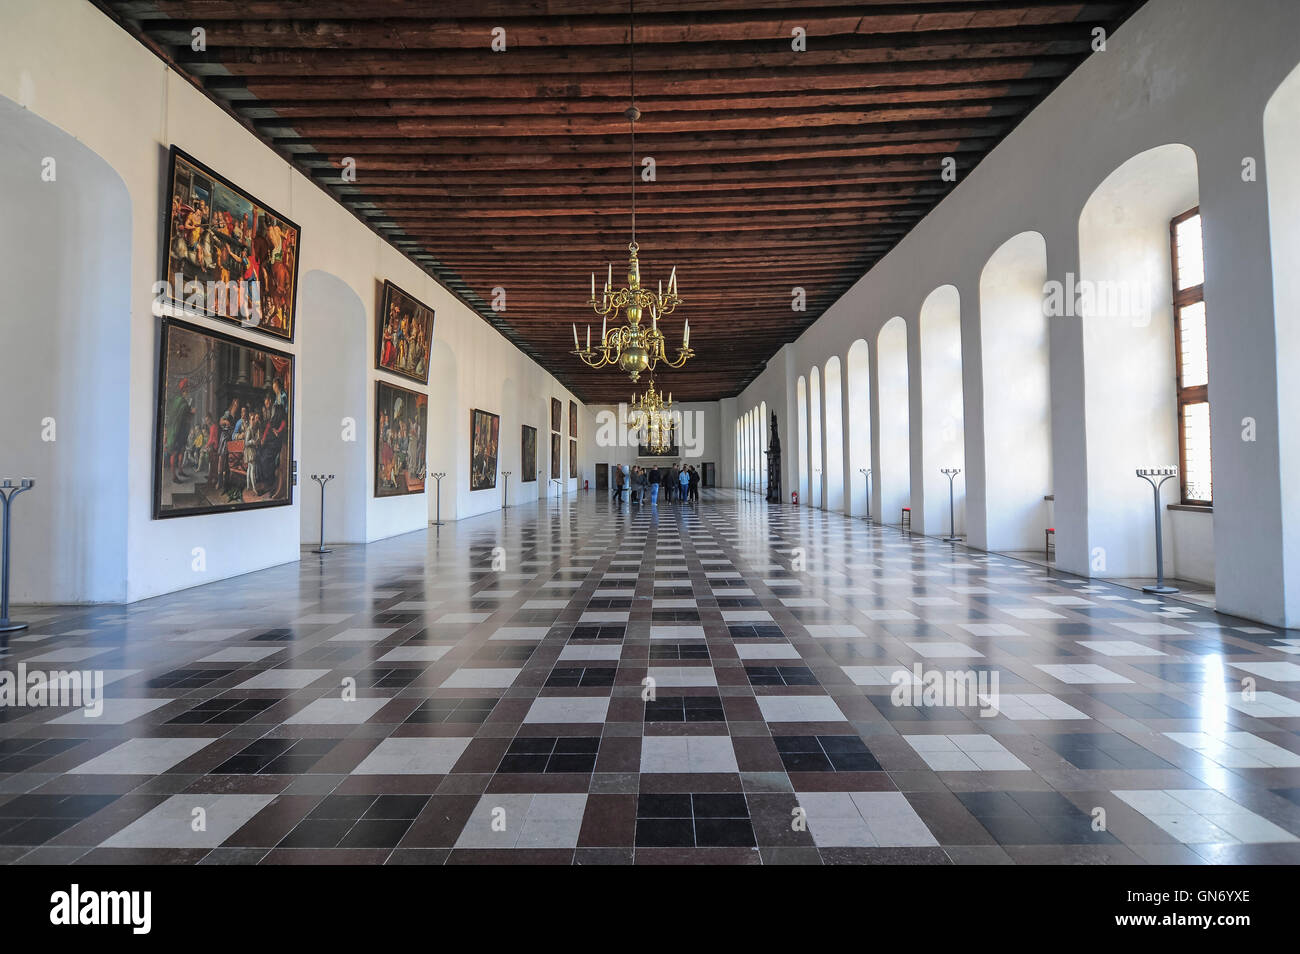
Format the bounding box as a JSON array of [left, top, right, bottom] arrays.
[[1, 0, 1299, 874]]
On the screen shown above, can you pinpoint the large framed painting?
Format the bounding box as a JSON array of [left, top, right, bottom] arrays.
[[162, 146, 301, 342], [153, 317, 294, 518], [521, 425, 537, 483], [569, 439, 577, 479], [470, 409, 500, 491], [569, 399, 578, 437], [374, 381, 427, 497], [550, 433, 561, 480], [550, 397, 562, 434], [376, 279, 434, 384]]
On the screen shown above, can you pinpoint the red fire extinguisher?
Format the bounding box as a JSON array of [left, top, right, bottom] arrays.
[[791, 490, 799, 505]]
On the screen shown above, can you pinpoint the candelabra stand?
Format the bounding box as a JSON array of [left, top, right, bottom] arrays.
[[859, 468, 872, 523], [1136, 467, 1180, 594], [941, 468, 962, 542], [501, 471, 511, 511], [430, 472, 447, 527], [551, 479, 562, 503], [309, 474, 335, 554], [0, 478, 35, 633]]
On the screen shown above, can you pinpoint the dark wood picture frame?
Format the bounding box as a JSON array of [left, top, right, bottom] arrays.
[[521, 425, 537, 483], [374, 380, 428, 498], [550, 432, 561, 480], [470, 408, 500, 491], [569, 439, 577, 479], [161, 146, 301, 343], [550, 397, 562, 434], [568, 399, 578, 437], [376, 279, 435, 385], [153, 316, 294, 519]]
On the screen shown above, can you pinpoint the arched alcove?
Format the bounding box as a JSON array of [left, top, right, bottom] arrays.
[[824, 356, 845, 513], [979, 232, 1053, 552], [877, 317, 910, 526], [919, 285, 964, 537], [1265, 62, 1300, 623], [796, 375, 808, 503], [846, 339, 872, 517], [1078, 143, 1199, 577], [300, 270, 367, 544], [809, 366, 823, 508], [0, 96, 131, 602]]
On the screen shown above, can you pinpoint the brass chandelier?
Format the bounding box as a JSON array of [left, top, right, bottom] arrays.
[[630, 378, 676, 453], [571, 0, 694, 383]]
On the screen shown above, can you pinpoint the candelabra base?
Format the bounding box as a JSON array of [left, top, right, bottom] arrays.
[[0, 619, 29, 633], [943, 535, 962, 543], [430, 521, 445, 527], [311, 546, 333, 554], [1142, 584, 1180, 595]]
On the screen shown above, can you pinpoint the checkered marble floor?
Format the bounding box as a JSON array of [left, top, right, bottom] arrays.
[[2, 489, 1298, 865]]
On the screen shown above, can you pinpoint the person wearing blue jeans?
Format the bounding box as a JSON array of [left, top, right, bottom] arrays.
[[648, 466, 660, 505], [679, 466, 690, 501]]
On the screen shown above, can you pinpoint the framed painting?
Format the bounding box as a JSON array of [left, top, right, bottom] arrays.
[[161, 146, 301, 342], [550, 433, 561, 480], [376, 279, 434, 384], [521, 425, 537, 483], [550, 397, 562, 434], [569, 439, 577, 479], [374, 381, 427, 497], [153, 317, 294, 518], [470, 409, 500, 491], [569, 399, 577, 437]]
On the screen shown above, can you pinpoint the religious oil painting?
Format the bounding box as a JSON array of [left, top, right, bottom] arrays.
[[162, 146, 301, 341], [154, 317, 294, 518], [470, 409, 500, 491], [375, 381, 428, 497], [376, 279, 435, 384], [550, 432, 561, 480], [551, 397, 562, 434], [521, 425, 537, 483]]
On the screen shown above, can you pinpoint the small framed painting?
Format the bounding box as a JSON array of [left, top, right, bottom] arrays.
[[375, 380, 428, 497], [470, 408, 500, 491], [376, 279, 434, 384], [521, 425, 537, 482], [551, 397, 562, 434]]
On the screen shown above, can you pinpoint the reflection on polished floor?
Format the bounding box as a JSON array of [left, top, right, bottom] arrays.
[[2, 490, 1298, 865]]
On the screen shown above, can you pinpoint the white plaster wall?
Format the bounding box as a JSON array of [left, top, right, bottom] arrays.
[[725, 0, 1300, 626], [0, 0, 583, 601], [0, 99, 131, 603]]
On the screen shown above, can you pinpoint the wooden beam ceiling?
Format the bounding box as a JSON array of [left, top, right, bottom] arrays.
[[95, 0, 1146, 402]]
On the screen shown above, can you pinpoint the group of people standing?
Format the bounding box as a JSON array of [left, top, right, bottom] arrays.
[[611, 462, 701, 505]]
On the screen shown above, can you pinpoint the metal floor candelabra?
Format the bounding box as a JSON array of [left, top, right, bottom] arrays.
[[1137, 467, 1180, 594], [0, 478, 35, 633], [941, 468, 962, 542], [859, 467, 871, 522], [430, 472, 447, 527], [309, 474, 334, 554]]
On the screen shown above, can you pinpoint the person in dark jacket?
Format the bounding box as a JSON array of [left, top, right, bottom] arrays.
[[648, 466, 661, 505], [688, 465, 700, 502]]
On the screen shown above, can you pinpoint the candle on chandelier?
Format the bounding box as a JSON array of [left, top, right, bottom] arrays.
[[591, 272, 595, 299], [668, 266, 677, 294], [683, 320, 690, 347], [586, 325, 591, 350], [573, 323, 579, 349], [607, 262, 613, 290]]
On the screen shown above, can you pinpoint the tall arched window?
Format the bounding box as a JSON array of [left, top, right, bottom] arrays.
[[1171, 208, 1211, 504]]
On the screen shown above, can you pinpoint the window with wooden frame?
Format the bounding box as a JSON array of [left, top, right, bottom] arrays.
[[1170, 206, 1211, 505]]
